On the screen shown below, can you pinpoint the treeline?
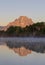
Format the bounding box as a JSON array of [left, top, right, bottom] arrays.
[[0, 22, 45, 37]]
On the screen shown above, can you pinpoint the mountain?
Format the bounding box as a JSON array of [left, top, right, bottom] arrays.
[[2, 16, 34, 31], [0, 26, 4, 31]]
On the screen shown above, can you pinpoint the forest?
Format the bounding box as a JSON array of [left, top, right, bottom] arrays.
[[0, 22, 45, 37]]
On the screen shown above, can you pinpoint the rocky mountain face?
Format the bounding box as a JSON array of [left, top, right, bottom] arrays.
[[1, 16, 33, 31]]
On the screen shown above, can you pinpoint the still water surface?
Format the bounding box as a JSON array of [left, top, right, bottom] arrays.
[[0, 38, 45, 65]]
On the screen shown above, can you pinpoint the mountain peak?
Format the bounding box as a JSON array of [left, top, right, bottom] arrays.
[[19, 16, 29, 19], [3, 16, 34, 31], [9, 16, 33, 27]]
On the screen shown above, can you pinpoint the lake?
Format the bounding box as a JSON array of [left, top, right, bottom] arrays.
[[0, 37, 45, 65]]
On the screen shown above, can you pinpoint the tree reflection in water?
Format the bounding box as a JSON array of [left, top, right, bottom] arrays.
[[6, 41, 45, 56]]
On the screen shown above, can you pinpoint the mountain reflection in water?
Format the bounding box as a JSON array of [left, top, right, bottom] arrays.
[[6, 40, 45, 54], [6, 41, 32, 56], [12, 47, 32, 56], [0, 45, 45, 65]]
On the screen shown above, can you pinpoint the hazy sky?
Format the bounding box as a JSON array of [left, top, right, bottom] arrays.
[[0, 0, 45, 26]]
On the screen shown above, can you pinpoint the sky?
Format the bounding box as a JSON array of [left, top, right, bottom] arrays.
[[0, 0, 45, 26]]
